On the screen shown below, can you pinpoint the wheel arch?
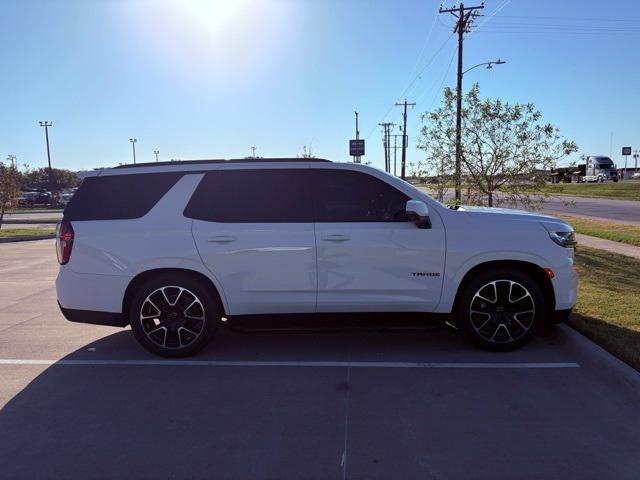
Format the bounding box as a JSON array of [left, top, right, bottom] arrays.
[[451, 260, 555, 320], [122, 268, 228, 324]]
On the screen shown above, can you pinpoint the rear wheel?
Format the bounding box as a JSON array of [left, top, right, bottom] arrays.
[[129, 274, 221, 357], [456, 269, 545, 351]]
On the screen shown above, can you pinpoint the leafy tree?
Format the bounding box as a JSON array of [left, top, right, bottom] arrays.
[[21, 167, 80, 191], [0, 160, 22, 230], [418, 84, 577, 208]]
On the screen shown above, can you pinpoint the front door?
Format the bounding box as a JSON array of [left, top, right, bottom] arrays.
[[311, 168, 445, 312]]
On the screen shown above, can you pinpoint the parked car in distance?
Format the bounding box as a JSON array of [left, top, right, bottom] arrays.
[[56, 192, 75, 207], [632, 172, 640, 180], [17, 190, 52, 207], [56, 159, 578, 357]]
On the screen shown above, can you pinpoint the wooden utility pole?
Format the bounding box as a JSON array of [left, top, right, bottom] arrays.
[[439, 2, 484, 203], [378, 122, 394, 173], [394, 100, 415, 180]]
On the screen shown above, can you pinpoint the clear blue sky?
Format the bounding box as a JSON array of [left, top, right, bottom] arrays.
[[2, 0, 639, 172]]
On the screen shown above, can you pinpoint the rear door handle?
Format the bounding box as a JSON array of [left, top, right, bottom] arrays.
[[207, 235, 237, 244], [321, 234, 351, 242]]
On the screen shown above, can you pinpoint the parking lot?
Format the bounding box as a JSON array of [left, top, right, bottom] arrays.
[[1, 240, 640, 479]]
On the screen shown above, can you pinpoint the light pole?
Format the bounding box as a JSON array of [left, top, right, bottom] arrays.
[[154, 150, 159, 162], [453, 58, 506, 203], [129, 138, 137, 164], [250, 146, 257, 158], [39, 121, 54, 192]]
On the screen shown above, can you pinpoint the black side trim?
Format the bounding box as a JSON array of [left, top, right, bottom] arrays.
[[58, 302, 127, 327], [552, 309, 572, 324]]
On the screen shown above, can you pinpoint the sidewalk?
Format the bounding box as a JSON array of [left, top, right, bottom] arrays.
[[576, 233, 640, 260]]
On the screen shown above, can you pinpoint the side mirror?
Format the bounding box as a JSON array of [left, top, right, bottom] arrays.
[[405, 200, 432, 229]]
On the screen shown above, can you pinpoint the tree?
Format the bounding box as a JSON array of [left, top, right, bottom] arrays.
[[418, 84, 577, 208], [21, 167, 80, 191], [0, 160, 22, 230]]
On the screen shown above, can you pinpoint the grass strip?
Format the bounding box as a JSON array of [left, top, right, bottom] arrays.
[[570, 246, 640, 371], [0, 227, 55, 238], [556, 214, 640, 247]]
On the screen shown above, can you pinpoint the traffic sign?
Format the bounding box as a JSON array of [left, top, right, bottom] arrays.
[[350, 139, 365, 157], [622, 146, 632, 156]]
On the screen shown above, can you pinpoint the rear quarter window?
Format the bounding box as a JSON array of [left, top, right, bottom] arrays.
[[63, 172, 183, 221]]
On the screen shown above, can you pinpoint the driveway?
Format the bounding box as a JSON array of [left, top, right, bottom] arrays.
[[1, 240, 639, 479]]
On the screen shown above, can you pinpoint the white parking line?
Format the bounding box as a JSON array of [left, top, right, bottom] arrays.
[[0, 359, 580, 368]]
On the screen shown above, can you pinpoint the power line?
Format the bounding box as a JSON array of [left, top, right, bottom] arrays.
[[467, 0, 511, 37], [365, 33, 454, 141], [494, 14, 640, 22]]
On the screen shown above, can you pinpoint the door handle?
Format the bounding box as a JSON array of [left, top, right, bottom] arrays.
[[207, 235, 237, 244], [321, 234, 350, 242]]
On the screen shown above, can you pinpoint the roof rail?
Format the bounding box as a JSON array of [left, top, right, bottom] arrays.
[[113, 158, 332, 169]]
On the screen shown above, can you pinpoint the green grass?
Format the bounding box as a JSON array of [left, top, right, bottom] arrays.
[[541, 181, 640, 201], [0, 227, 55, 238], [557, 214, 640, 246], [570, 247, 640, 371], [5, 208, 63, 214]]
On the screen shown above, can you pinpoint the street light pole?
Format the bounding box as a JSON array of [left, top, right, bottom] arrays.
[[129, 138, 137, 164], [39, 121, 54, 192], [154, 150, 159, 162]]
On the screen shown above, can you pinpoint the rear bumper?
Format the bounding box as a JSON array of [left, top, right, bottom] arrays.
[[58, 302, 127, 327]]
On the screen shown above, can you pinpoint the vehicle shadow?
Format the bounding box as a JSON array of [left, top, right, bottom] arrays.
[[0, 320, 575, 480], [568, 313, 640, 372]]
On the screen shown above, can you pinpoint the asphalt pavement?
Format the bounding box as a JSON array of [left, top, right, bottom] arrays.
[[1, 239, 640, 479], [417, 186, 640, 224], [541, 195, 640, 224]]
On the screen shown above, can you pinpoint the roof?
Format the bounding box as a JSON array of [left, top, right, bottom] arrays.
[[113, 158, 332, 169]]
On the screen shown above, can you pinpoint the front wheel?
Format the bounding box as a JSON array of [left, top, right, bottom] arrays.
[[129, 274, 221, 357], [456, 269, 545, 351]]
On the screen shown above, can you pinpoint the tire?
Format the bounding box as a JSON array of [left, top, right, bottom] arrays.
[[128, 273, 221, 357], [456, 269, 545, 351]]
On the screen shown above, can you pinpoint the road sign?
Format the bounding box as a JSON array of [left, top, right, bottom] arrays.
[[350, 139, 365, 157], [622, 146, 632, 156]]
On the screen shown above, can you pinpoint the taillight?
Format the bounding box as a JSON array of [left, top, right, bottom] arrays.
[[56, 221, 74, 265]]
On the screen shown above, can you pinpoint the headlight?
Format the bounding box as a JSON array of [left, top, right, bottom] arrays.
[[549, 231, 577, 248]]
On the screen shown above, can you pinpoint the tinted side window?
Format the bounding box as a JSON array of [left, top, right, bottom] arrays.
[[63, 172, 183, 221], [312, 169, 409, 222], [184, 169, 312, 222]]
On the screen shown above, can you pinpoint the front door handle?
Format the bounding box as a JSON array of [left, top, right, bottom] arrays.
[[321, 234, 351, 242], [207, 235, 237, 244]]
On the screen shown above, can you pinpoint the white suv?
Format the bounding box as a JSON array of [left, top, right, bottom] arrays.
[[56, 159, 578, 357]]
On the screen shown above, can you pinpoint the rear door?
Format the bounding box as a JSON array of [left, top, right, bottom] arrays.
[[312, 168, 445, 312], [187, 167, 317, 315]]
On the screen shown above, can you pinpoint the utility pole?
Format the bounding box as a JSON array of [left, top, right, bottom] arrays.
[[394, 100, 415, 180], [440, 2, 484, 203], [634, 149, 639, 175], [39, 121, 54, 192], [7, 154, 17, 169], [153, 150, 160, 162], [378, 122, 394, 173], [129, 138, 137, 164], [354, 111, 361, 163], [250, 146, 257, 158], [393, 134, 398, 176]]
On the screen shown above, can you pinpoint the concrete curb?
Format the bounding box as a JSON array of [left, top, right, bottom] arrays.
[[1, 219, 60, 225], [0, 234, 55, 243]]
